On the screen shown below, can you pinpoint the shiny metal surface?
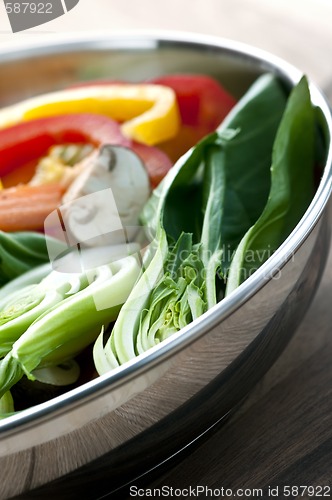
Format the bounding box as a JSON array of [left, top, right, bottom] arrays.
[[0, 32, 331, 498]]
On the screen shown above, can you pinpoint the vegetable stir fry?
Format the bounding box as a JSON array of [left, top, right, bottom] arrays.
[[0, 73, 323, 418]]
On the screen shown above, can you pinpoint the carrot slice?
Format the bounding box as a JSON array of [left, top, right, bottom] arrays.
[[0, 183, 64, 232]]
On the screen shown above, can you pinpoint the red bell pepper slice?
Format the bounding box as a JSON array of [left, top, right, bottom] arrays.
[[149, 74, 236, 130], [0, 113, 172, 187], [148, 74, 237, 160]]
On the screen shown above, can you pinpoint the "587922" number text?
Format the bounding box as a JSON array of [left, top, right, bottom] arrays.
[[5, 3, 53, 14]]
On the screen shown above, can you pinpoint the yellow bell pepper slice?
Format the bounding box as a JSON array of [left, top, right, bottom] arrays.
[[0, 85, 180, 146]]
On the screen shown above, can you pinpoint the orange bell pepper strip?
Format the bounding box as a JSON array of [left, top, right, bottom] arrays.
[[0, 183, 65, 232]]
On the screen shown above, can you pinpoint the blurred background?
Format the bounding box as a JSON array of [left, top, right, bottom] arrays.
[[0, 0, 331, 94]]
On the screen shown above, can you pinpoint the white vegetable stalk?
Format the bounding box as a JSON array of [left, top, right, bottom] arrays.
[[93, 228, 168, 373], [32, 360, 80, 386], [0, 252, 142, 399], [0, 268, 78, 358]]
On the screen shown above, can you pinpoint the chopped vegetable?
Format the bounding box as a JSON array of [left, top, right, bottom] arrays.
[[0, 270, 71, 358], [0, 114, 124, 179], [62, 145, 150, 246], [0, 114, 172, 188], [149, 74, 236, 129], [63, 144, 148, 206], [0, 85, 181, 146], [0, 252, 142, 398], [0, 231, 62, 286], [71, 75, 237, 161], [0, 183, 65, 232], [29, 144, 94, 186], [32, 360, 81, 386], [0, 262, 52, 300]]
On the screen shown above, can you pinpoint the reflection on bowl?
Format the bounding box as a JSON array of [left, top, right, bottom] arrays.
[[0, 32, 331, 499]]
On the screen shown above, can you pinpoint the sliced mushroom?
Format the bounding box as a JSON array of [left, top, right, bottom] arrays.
[[61, 145, 150, 249]]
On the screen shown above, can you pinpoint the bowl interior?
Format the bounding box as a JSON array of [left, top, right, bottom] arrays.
[[0, 35, 294, 106]]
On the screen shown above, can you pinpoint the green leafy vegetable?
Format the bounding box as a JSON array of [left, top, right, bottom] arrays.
[[144, 74, 288, 276], [226, 76, 315, 294], [94, 74, 291, 373], [0, 268, 80, 358], [0, 252, 142, 398], [0, 231, 64, 286]]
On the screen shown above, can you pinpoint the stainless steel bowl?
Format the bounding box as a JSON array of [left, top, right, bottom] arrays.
[[0, 32, 331, 499]]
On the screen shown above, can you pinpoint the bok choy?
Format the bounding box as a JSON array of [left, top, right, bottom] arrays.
[[94, 73, 300, 373], [0, 231, 64, 286], [0, 251, 141, 398]]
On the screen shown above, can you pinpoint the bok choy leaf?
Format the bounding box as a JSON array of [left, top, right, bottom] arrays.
[[0, 231, 65, 286], [226, 76, 315, 293], [144, 74, 288, 276]]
